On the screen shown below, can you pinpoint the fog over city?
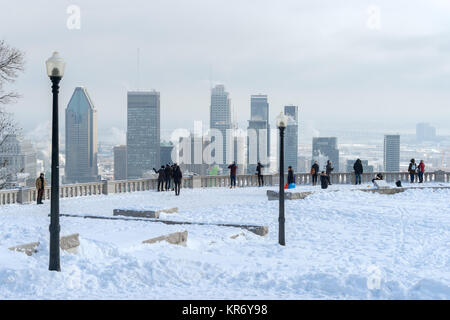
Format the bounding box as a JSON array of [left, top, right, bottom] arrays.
[[1, 0, 450, 144]]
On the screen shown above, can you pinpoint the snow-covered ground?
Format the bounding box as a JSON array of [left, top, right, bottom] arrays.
[[0, 183, 449, 299]]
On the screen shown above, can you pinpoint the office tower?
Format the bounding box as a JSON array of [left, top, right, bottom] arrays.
[[160, 141, 174, 166], [284, 105, 298, 172], [312, 137, 340, 172], [384, 134, 400, 172], [0, 134, 37, 187], [346, 159, 374, 173], [416, 123, 436, 141], [65, 87, 99, 184], [210, 85, 232, 167], [113, 145, 127, 180], [127, 90, 160, 179], [247, 95, 270, 173]]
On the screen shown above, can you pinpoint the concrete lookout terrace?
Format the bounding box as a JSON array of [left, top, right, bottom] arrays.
[[0, 170, 448, 205]]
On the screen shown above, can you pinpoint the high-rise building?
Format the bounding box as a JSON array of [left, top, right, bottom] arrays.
[[384, 134, 400, 172], [247, 95, 270, 173], [65, 87, 99, 184], [178, 134, 210, 176], [416, 123, 436, 141], [312, 137, 339, 172], [284, 105, 298, 172], [0, 134, 37, 187], [160, 141, 174, 166], [127, 90, 160, 178], [210, 85, 231, 168], [113, 145, 127, 180]]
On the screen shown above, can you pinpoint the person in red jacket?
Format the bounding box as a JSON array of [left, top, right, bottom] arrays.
[[418, 160, 425, 183], [228, 161, 238, 188]]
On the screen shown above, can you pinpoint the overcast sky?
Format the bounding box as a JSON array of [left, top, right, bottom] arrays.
[[1, 0, 449, 144]]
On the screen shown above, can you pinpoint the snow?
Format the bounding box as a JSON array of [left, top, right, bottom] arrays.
[[0, 183, 449, 299]]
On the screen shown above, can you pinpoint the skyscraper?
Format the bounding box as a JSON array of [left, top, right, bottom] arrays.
[[384, 134, 400, 172], [113, 145, 127, 180], [127, 90, 160, 179], [416, 123, 436, 141], [312, 137, 340, 172], [210, 85, 231, 167], [247, 95, 270, 173], [160, 141, 174, 167], [284, 105, 298, 172], [65, 87, 99, 184]]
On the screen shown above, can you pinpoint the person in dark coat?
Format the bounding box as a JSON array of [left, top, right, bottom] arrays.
[[228, 161, 238, 188], [173, 164, 182, 196], [164, 164, 172, 191], [372, 173, 383, 184], [35, 173, 46, 204], [408, 159, 417, 183], [256, 161, 264, 187], [287, 166, 295, 185], [353, 159, 363, 185], [153, 166, 166, 192], [325, 160, 334, 185], [320, 171, 329, 189], [311, 161, 319, 186]]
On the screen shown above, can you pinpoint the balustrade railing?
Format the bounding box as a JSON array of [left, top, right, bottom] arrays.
[[0, 170, 448, 205]]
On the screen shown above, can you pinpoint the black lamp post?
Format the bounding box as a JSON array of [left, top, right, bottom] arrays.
[[46, 52, 65, 272], [276, 112, 288, 246]]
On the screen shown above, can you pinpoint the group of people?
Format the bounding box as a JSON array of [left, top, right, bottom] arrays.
[[311, 160, 334, 189], [408, 159, 426, 183], [152, 163, 183, 195]]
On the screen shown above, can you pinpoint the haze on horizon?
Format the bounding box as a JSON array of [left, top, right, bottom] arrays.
[[1, 0, 449, 144]]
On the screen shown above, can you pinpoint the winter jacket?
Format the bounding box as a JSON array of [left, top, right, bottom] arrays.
[[408, 162, 417, 174], [164, 165, 172, 179], [256, 163, 264, 175], [326, 162, 334, 175], [35, 177, 46, 190], [287, 170, 295, 184], [418, 162, 425, 173], [353, 160, 363, 174], [153, 168, 166, 181], [228, 164, 238, 176], [173, 167, 183, 183], [320, 174, 329, 189]]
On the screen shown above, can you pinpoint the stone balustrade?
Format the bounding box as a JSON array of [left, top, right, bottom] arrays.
[[0, 170, 448, 206]]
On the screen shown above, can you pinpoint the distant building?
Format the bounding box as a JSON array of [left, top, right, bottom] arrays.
[[297, 156, 311, 173], [284, 105, 298, 172], [247, 95, 270, 173], [65, 87, 99, 184], [346, 159, 374, 173], [210, 85, 231, 169], [0, 135, 37, 187], [416, 123, 436, 141], [384, 135, 400, 172], [178, 134, 209, 176], [127, 90, 160, 179], [113, 145, 127, 180], [312, 137, 340, 172], [160, 141, 174, 166]]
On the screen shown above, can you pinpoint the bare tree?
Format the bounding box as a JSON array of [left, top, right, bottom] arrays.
[[0, 40, 24, 189], [0, 40, 25, 104]]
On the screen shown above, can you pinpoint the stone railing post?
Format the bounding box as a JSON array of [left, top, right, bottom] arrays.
[[191, 175, 202, 188], [435, 170, 445, 183], [17, 187, 32, 204], [102, 180, 116, 195]]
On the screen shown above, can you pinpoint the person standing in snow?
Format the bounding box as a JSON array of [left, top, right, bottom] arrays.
[[153, 166, 166, 192], [228, 161, 238, 188], [287, 166, 295, 185], [325, 160, 334, 185], [408, 159, 417, 183], [164, 164, 172, 191], [35, 173, 46, 204], [311, 161, 319, 186], [418, 160, 425, 183], [173, 164, 182, 196], [353, 159, 363, 185], [256, 161, 264, 187], [320, 171, 329, 189]]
